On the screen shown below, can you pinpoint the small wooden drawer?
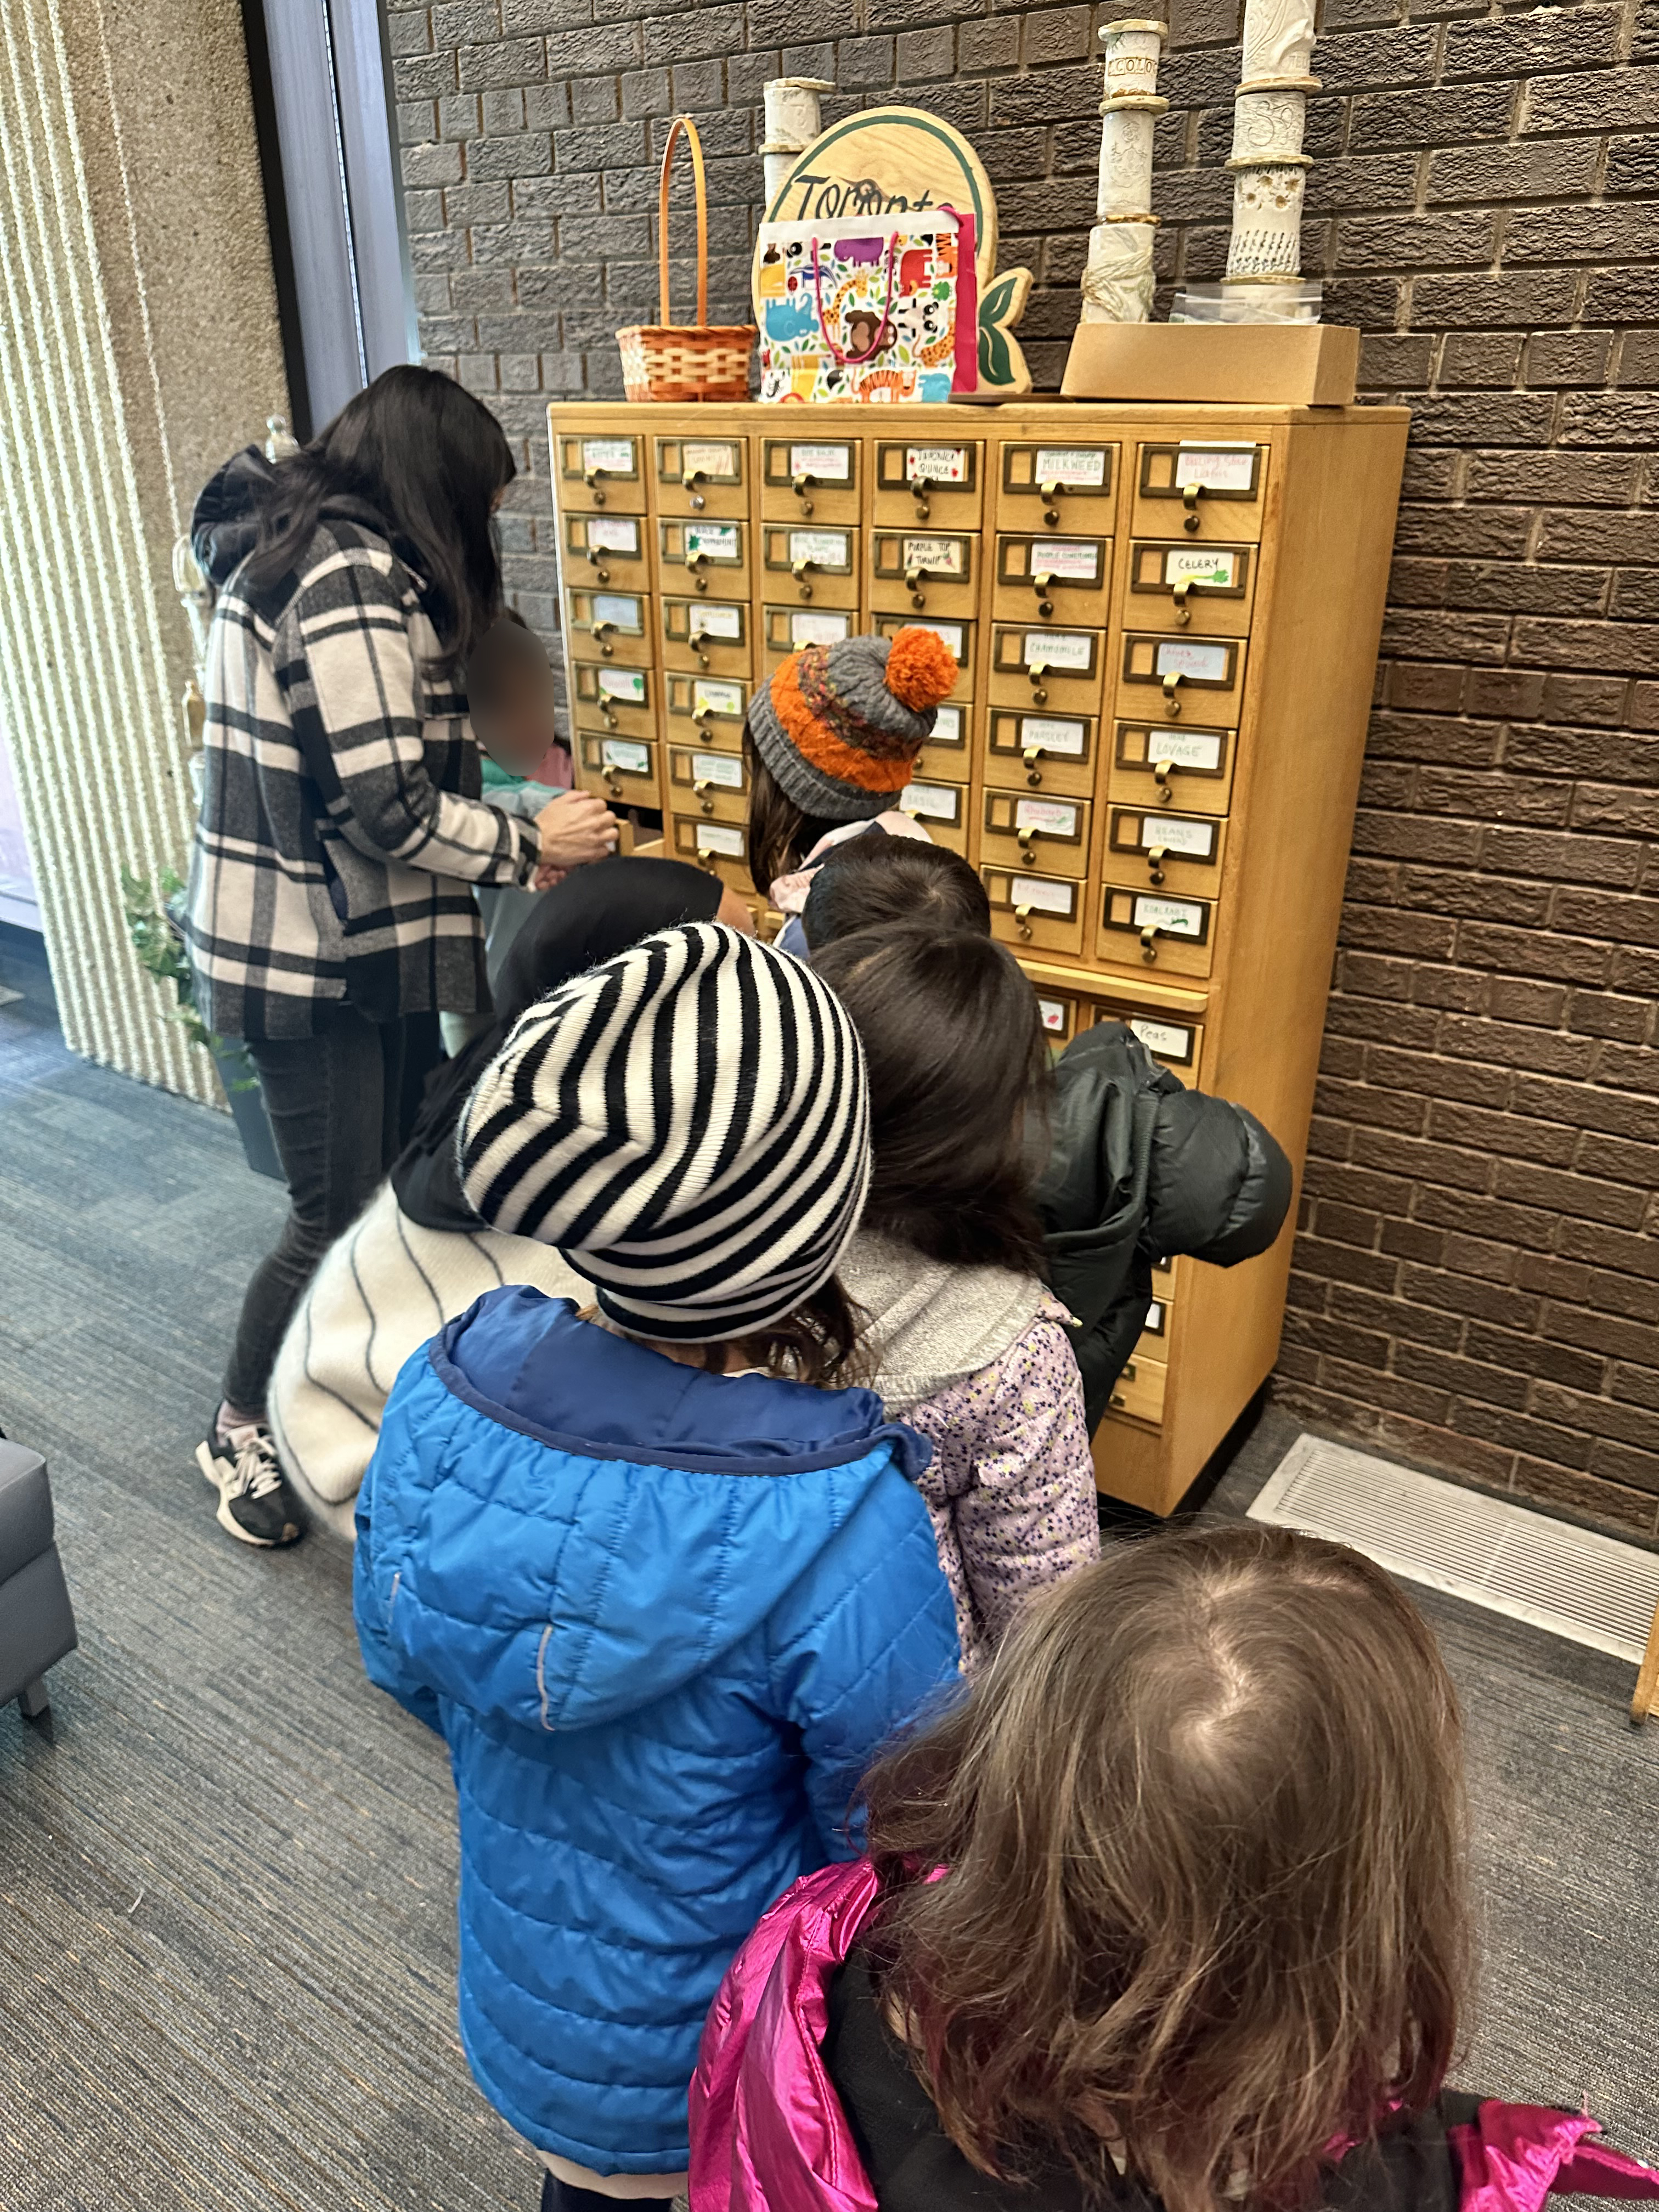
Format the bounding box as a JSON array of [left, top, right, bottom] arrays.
[[564, 586, 652, 668], [668, 742, 749, 823], [659, 516, 752, 598], [1082, 995, 1207, 1084], [577, 730, 659, 806], [762, 436, 861, 524], [1135, 1294, 1170, 1364], [1097, 884, 1216, 980], [655, 433, 747, 517], [983, 864, 1085, 957], [571, 659, 653, 739], [762, 523, 860, 609], [1132, 439, 1269, 542], [1152, 1256, 1178, 1302], [981, 789, 1093, 879], [665, 670, 750, 738], [1118, 633, 1246, 729], [661, 595, 751, 678], [988, 625, 1104, 716], [1126, 540, 1256, 635], [670, 812, 750, 891], [986, 707, 1097, 799], [763, 604, 855, 668], [871, 530, 979, 619], [873, 614, 974, 701], [1107, 1352, 1167, 1427], [1110, 719, 1236, 816], [1105, 805, 1228, 897], [896, 776, 969, 855], [563, 511, 647, 580], [914, 697, 970, 784], [873, 438, 984, 527], [554, 430, 646, 513], [997, 439, 1117, 523], [992, 534, 1112, 625], [1030, 982, 1084, 1051]]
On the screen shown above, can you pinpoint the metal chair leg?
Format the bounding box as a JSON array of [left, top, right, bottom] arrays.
[[18, 1675, 50, 1722]]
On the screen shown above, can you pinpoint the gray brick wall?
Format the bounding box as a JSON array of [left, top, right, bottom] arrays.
[[387, 0, 1659, 1536]]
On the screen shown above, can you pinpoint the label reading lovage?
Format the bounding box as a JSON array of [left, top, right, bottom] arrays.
[[1129, 1017, 1193, 1062], [601, 739, 650, 774], [790, 442, 851, 481], [1035, 447, 1107, 488], [1015, 799, 1079, 838], [1025, 631, 1092, 672], [1135, 895, 1204, 938], [685, 523, 740, 561], [789, 529, 849, 567], [1031, 539, 1101, 583], [692, 678, 743, 718], [687, 602, 743, 640], [1173, 445, 1256, 493], [691, 752, 743, 788], [1139, 814, 1215, 858], [906, 445, 968, 483], [1155, 639, 1230, 684], [900, 783, 960, 823], [581, 437, 634, 473], [1164, 546, 1238, 589], [1012, 874, 1076, 918], [1141, 728, 1223, 774]]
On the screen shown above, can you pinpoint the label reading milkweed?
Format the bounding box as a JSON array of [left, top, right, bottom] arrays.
[[1035, 447, 1108, 487]]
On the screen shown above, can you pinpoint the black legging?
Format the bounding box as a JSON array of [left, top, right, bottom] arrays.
[[538, 2177, 677, 2211]]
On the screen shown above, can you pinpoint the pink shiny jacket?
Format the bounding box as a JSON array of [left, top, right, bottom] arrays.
[[689, 1859, 1659, 2212]]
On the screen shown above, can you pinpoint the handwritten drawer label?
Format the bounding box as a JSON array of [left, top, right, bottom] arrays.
[[592, 592, 642, 629], [791, 442, 851, 480], [1140, 813, 1215, 857], [695, 821, 746, 857], [1165, 546, 1238, 588], [582, 437, 634, 472], [602, 738, 650, 774], [1144, 728, 1224, 772], [683, 439, 737, 477], [1037, 996, 1070, 1033], [1012, 874, 1076, 918], [1020, 715, 1087, 756], [692, 678, 744, 717], [901, 781, 961, 823], [906, 445, 968, 482], [903, 535, 966, 574], [1016, 798, 1079, 837], [1130, 1016, 1193, 1060], [690, 602, 744, 640], [586, 516, 639, 552], [1146, 1301, 1165, 1332], [1135, 894, 1205, 938], [1025, 630, 1093, 672], [1031, 539, 1101, 583], [692, 752, 744, 788], [789, 528, 850, 566], [1035, 447, 1107, 487], [1155, 639, 1231, 682], [598, 668, 645, 702], [912, 620, 966, 656], [932, 703, 964, 746], [792, 610, 851, 646], [685, 523, 741, 561], [1174, 444, 1256, 492]]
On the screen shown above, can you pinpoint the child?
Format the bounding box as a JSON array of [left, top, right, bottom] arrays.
[[810, 925, 1098, 1667], [797, 835, 990, 952], [353, 923, 961, 2207], [691, 1525, 1659, 2212], [464, 613, 574, 1008]]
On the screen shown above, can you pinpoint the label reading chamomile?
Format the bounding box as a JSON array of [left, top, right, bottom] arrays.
[[1015, 798, 1079, 838], [1129, 1017, 1193, 1062], [685, 523, 740, 561], [1020, 715, 1087, 757], [696, 822, 744, 857], [1035, 447, 1108, 488], [1139, 813, 1215, 858], [691, 752, 743, 788], [1031, 539, 1101, 583], [900, 782, 960, 823], [585, 516, 639, 553], [1025, 630, 1092, 672], [1173, 445, 1256, 492], [1011, 874, 1076, 918], [1154, 639, 1230, 684], [906, 445, 968, 483], [1134, 894, 1205, 938], [597, 668, 645, 703], [791, 610, 851, 646], [1164, 546, 1239, 590], [788, 529, 849, 567], [1037, 996, 1070, 1034], [601, 738, 650, 774], [790, 442, 852, 481], [688, 602, 743, 640], [692, 678, 744, 718], [682, 440, 737, 478]]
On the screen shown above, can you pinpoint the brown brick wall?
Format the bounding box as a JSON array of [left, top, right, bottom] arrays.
[[386, 0, 1659, 1536]]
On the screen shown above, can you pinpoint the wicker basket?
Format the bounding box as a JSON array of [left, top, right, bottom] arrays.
[[616, 116, 756, 403]]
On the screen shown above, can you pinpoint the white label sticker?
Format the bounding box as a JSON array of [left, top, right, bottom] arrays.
[[1155, 639, 1231, 683], [685, 522, 741, 561], [682, 439, 737, 478], [789, 528, 850, 567], [901, 781, 961, 823], [597, 667, 645, 702], [1024, 630, 1092, 672], [791, 610, 851, 646], [911, 620, 965, 657], [1145, 1300, 1165, 1332], [692, 678, 744, 718], [932, 703, 964, 747], [1139, 813, 1215, 857], [1035, 446, 1108, 488], [1135, 894, 1205, 938], [1144, 728, 1224, 773], [1130, 1016, 1193, 1060], [688, 601, 743, 640], [696, 822, 745, 857], [601, 738, 650, 773], [582, 437, 634, 473], [1164, 546, 1239, 589], [1031, 538, 1101, 583], [902, 535, 966, 575], [1011, 873, 1076, 918], [791, 441, 852, 481], [1037, 996, 1070, 1034], [1020, 714, 1087, 757], [691, 751, 744, 788], [585, 516, 639, 552], [1015, 798, 1079, 837], [1174, 445, 1256, 492], [906, 445, 969, 483], [591, 592, 642, 629]]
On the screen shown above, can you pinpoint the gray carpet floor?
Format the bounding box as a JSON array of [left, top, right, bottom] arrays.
[[1, 923, 1656, 2211]]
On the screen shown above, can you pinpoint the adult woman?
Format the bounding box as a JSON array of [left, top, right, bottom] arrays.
[[185, 365, 616, 1548]]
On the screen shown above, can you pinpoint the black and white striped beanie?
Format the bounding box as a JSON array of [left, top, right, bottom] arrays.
[[459, 923, 870, 1342]]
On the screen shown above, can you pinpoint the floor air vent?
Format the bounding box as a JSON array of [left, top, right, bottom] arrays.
[[1249, 1435, 1659, 1664]]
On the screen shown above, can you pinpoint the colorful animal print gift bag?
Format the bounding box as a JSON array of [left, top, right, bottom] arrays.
[[754, 211, 978, 403]]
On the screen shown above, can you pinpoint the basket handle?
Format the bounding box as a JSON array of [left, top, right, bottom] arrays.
[[657, 115, 709, 327]]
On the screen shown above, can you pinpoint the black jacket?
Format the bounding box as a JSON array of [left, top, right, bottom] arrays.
[[1034, 1022, 1293, 1431]]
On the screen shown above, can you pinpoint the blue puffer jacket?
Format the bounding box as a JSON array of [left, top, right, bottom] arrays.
[[354, 1288, 961, 2176]]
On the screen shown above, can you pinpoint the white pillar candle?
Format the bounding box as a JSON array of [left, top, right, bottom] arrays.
[[760, 77, 834, 207]]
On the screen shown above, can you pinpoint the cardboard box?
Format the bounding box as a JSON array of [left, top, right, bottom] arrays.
[[1062, 323, 1359, 407]]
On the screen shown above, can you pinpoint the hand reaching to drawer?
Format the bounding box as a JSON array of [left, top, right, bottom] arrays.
[[535, 789, 619, 873]]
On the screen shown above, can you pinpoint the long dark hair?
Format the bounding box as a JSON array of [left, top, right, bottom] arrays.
[[245, 364, 515, 674], [862, 1526, 1471, 2212], [743, 729, 842, 893], [810, 926, 1051, 1275]]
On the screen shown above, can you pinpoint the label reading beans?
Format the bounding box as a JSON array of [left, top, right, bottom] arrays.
[[906, 445, 968, 483], [1031, 539, 1100, 583], [1035, 447, 1108, 488], [791, 610, 851, 646], [597, 668, 645, 702], [900, 782, 960, 823], [1139, 813, 1215, 858], [692, 679, 744, 718], [689, 602, 743, 640], [1025, 631, 1092, 672], [789, 529, 849, 567], [791, 442, 851, 480], [1134, 895, 1205, 938], [1155, 639, 1230, 683], [1020, 715, 1087, 756], [1173, 445, 1257, 492], [1015, 799, 1080, 838], [691, 752, 743, 788], [581, 438, 634, 473], [585, 516, 639, 552], [1129, 1017, 1193, 1062], [1011, 874, 1076, 918], [601, 738, 650, 774]]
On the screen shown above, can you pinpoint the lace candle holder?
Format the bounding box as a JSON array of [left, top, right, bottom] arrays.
[[1223, 157, 1310, 279]]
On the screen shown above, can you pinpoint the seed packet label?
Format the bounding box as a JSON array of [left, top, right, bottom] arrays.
[[692, 678, 744, 718], [1021, 714, 1087, 757], [602, 738, 650, 774], [911, 620, 965, 656], [906, 445, 968, 483], [932, 703, 964, 746], [696, 822, 746, 857], [903, 535, 965, 574], [1148, 728, 1224, 772], [1015, 798, 1079, 837], [1025, 630, 1092, 672], [1155, 639, 1230, 682], [1141, 813, 1215, 857], [1011, 873, 1076, 918], [1037, 996, 1070, 1034], [791, 609, 851, 645], [1165, 546, 1238, 589], [592, 593, 642, 629], [683, 440, 737, 478], [692, 751, 744, 788], [686, 523, 741, 561], [1130, 1015, 1193, 1061], [1174, 445, 1256, 492], [598, 668, 645, 702], [790, 528, 849, 566], [791, 442, 851, 480], [690, 602, 744, 640], [1144, 1301, 1165, 1333], [901, 781, 960, 823], [1135, 895, 1205, 938], [1035, 447, 1108, 488], [586, 516, 639, 552], [1031, 539, 1100, 583], [582, 438, 634, 473]]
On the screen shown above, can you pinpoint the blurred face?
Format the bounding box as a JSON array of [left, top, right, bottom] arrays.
[[475, 663, 560, 777]]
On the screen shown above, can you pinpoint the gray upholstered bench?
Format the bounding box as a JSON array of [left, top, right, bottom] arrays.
[[0, 1440, 78, 1722]]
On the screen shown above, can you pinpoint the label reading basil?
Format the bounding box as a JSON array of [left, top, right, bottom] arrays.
[[601, 738, 650, 774], [1140, 814, 1215, 858], [900, 782, 960, 823], [1134, 895, 1205, 938], [1037, 996, 1069, 1034], [791, 442, 851, 481], [902, 535, 965, 574], [696, 822, 744, 857], [932, 703, 964, 746], [685, 523, 740, 561], [689, 601, 743, 640], [692, 752, 743, 788], [1021, 715, 1086, 757], [682, 439, 737, 478], [906, 445, 968, 483], [1031, 538, 1099, 583], [789, 528, 849, 567], [592, 592, 641, 629], [1173, 445, 1256, 492], [1011, 874, 1076, 918], [1025, 630, 1092, 672], [1015, 798, 1079, 838], [586, 516, 639, 552], [1155, 639, 1230, 683], [581, 437, 634, 472], [1035, 447, 1108, 488], [1130, 1017, 1193, 1061], [791, 610, 851, 646], [597, 668, 645, 702], [692, 678, 743, 718], [1164, 546, 1238, 589], [1145, 728, 1224, 772]]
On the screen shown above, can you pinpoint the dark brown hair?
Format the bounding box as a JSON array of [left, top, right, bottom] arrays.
[[743, 730, 843, 893], [811, 926, 1050, 1276], [689, 1274, 870, 1389], [800, 836, 991, 951], [861, 1525, 1471, 2212]]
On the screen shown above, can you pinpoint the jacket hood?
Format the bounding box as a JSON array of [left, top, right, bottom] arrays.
[[838, 1230, 1045, 1408], [397, 1288, 933, 1731], [190, 444, 274, 590]]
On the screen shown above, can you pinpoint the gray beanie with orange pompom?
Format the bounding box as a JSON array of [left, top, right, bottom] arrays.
[[746, 627, 959, 822]]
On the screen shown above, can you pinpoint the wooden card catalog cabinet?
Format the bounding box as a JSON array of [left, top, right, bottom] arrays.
[[547, 398, 1408, 1514]]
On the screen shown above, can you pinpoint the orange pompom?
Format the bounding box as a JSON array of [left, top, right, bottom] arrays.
[[884, 625, 959, 713]]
